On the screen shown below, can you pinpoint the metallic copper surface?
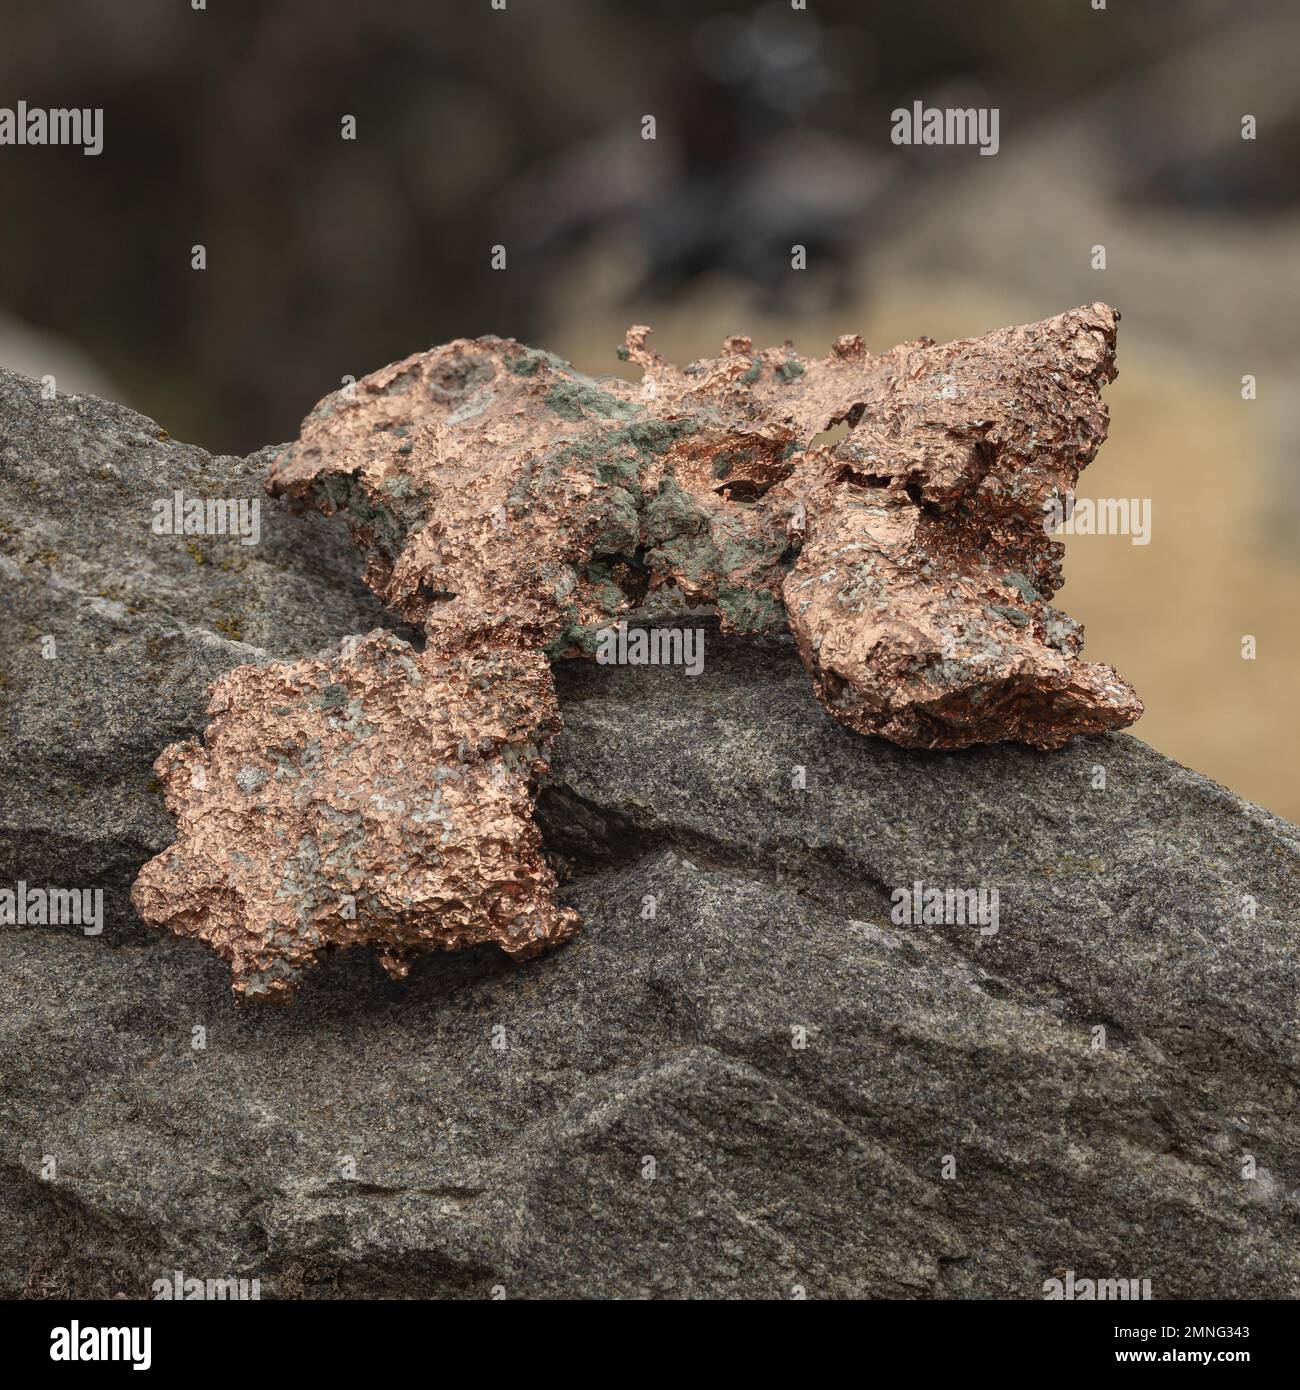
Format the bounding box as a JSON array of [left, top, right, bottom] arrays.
[[269, 301, 1141, 746], [135, 304, 1142, 999], [131, 630, 577, 1003]]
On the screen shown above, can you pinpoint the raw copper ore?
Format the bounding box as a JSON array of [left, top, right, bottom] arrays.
[[268, 301, 1141, 744], [131, 631, 578, 1002], [133, 304, 1142, 999]]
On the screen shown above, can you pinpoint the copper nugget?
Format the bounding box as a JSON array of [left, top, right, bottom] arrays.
[[132, 631, 577, 1002], [135, 304, 1142, 999]]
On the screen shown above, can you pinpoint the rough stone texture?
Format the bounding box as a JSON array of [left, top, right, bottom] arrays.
[[3, 369, 1297, 1300], [0, 369, 410, 946]]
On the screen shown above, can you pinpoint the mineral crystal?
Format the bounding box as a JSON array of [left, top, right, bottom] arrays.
[[133, 304, 1142, 999]]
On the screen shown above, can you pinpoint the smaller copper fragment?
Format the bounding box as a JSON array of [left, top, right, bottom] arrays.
[[131, 631, 577, 1003]]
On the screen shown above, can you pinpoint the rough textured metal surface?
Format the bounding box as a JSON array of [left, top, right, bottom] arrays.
[[131, 305, 1142, 1000], [131, 631, 576, 1003], [269, 302, 1141, 748]]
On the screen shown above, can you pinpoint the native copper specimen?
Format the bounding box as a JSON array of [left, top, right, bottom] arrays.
[[131, 631, 577, 1002], [134, 303, 1142, 1000]]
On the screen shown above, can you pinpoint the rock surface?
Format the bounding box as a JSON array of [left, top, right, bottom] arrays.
[[2, 369, 1297, 1299]]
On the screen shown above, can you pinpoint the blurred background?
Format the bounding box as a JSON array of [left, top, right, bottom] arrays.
[[2, 0, 1296, 817]]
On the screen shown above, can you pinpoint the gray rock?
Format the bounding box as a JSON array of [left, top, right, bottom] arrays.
[[2, 369, 1297, 1299], [0, 368, 409, 944]]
